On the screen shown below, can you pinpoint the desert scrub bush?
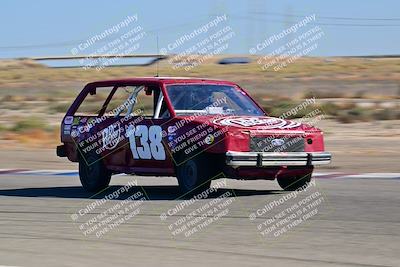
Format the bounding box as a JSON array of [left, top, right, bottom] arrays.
[[0, 124, 8, 132], [263, 100, 322, 119], [303, 90, 347, 99], [75, 101, 103, 114], [336, 107, 399, 123], [1, 95, 26, 102], [372, 108, 400, 120], [336, 107, 371, 123], [317, 102, 340, 116], [12, 116, 50, 132], [49, 102, 71, 113], [262, 100, 295, 117]]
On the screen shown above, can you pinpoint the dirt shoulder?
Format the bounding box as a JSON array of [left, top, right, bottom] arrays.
[[317, 119, 400, 173]]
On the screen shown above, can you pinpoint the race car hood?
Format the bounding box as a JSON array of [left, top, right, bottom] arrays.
[[185, 115, 321, 133]]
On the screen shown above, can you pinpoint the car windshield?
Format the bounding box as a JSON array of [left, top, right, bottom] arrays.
[[166, 84, 265, 116]]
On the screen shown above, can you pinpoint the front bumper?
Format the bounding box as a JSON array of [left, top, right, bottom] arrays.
[[226, 151, 331, 167]]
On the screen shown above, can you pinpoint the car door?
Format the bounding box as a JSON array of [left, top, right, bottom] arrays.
[[72, 85, 132, 167], [121, 85, 174, 174]]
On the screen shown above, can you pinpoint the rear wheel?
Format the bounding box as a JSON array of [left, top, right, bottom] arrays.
[[79, 151, 111, 192], [176, 154, 213, 196], [277, 171, 312, 191]]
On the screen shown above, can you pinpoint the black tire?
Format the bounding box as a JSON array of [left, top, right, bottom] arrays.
[[79, 151, 111, 192], [277, 172, 312, 191], [176, 154, 213, 196]]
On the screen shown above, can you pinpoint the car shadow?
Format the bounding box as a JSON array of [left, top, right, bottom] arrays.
[[0, 185, 282, 200]]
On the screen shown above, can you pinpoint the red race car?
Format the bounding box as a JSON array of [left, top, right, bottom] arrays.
[[57, 77, 331, 193]]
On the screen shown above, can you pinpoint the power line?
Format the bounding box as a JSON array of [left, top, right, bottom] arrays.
[[2, 13, 400, 52], [0, 40, 84, 50], [231, 15, 400, 27], [252, 11, 400, 21]]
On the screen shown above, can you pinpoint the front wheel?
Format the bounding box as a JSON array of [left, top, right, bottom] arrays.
[[176, 154, 213, 196], [277, 171, 312, 191], [79, 152, 111, 192]]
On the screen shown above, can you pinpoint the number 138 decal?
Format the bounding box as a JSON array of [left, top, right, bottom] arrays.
[[126, 125, 166, 160]]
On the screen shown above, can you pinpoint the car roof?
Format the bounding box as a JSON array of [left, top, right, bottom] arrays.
[[86, 77, 237, 87]]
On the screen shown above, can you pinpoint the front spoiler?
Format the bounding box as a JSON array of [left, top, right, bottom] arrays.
[[226, 151, 331, 167]]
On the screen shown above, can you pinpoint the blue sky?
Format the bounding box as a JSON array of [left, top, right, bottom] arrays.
[[1, 0, 399, 58]]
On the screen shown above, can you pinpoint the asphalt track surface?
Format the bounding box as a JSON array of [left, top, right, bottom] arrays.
[[0, 173, 399, 267]]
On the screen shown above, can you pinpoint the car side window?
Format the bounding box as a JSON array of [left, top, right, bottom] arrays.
[[117, 86, 158, 118], [74, 85, 166, 119], [133, 87, 155, 118], [75, 86, 114, 116], [102, 87, 134, 116]]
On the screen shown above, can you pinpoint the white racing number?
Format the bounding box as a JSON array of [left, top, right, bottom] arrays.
[[127, 125, 166, 160]]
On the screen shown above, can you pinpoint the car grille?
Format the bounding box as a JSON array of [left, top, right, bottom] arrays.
[[250, 136, 305, 152]]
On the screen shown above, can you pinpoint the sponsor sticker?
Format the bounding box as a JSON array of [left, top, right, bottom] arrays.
[[204, 134, 215, 145], [168, 126, 177, 133], [213, 116, 301, 129], [102, 123, 121, 150], [64, 116, 73, 125], [73, 117, 81, 125]]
